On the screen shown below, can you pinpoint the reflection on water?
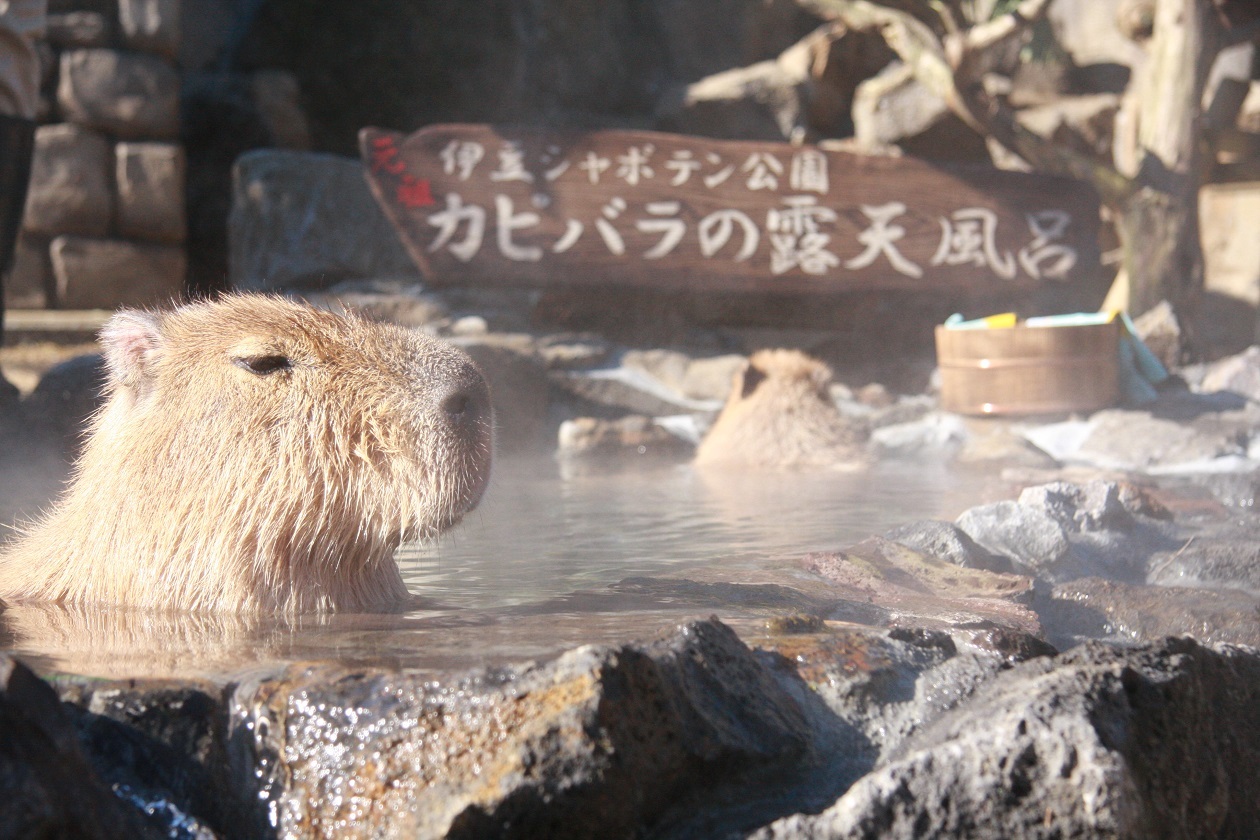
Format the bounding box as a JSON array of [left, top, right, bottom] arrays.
[[404, 456, 1005, 609], [1, 455, 1008, 680]]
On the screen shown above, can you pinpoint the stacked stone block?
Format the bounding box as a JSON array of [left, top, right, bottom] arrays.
[[11, 0, 186, 310]]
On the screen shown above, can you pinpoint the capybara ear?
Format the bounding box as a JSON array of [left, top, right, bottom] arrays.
[[100, 310, 164, 389], [739, 359, 767, 399]]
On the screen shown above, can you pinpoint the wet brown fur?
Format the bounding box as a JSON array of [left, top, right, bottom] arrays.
[[0, 294, 493, 614], [695, 349, 868, 469]]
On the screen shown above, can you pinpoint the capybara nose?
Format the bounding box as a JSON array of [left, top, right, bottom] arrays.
[[434, 363, 491, 433], [442, 391, 471, 419]]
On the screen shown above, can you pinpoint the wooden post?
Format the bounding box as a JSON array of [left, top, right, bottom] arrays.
[[1121, 0, 1219, 339]]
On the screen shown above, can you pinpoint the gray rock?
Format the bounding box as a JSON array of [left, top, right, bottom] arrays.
[[1198, 345, 1260, 403], [1018, 480, 1136, 533], [535, 334, 615, 371], [621, 349, 746, 403], [1082, 409, 1236, 470], [1021, 480, 1185, 583], [51, 236, 186, 309], [449, 315, 488, 337], [1043, 576, 1260, 650], [115, 142, 187, 243], [957, 482, 1177, 585], [118, 0, 180, 60], [884, 519, 1015, 574], [54, 678, 232, 839], [621, 349, 691, 395], [553, 365, 724, 417], [755, 637, 1260, 840], [1026, 403, 1260, 474], [228, 149, 418, 291], [57, 49, 181, 140], [680, 354, 747, 402], [869, 410, 969, 459], [229, 618, 812, 838], [865, 394, 935, 429], [1147, 516, 1260, 594], [557, 415, 694, 459], [955, 500, 1081, 581], [45, 11, 111, 49], [658, 624, 1051, 837], [1, 655, 167, 840], [804, 631, 1012, 763], [24, 123, 112, 238], [953, 419, 1061, 470]]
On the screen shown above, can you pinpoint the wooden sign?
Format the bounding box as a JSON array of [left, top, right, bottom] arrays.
[[360, 124, 1101, 295]]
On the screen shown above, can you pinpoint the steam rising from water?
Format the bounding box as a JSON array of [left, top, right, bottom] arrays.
[[1, 453, 1007, 679]]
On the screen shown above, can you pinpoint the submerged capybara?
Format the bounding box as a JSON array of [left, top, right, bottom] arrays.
[[0, 294, 493, 614], [694, 348, 868, 469]]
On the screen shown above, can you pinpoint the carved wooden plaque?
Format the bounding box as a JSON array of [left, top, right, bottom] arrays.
[[361, 124, 1101, 294]]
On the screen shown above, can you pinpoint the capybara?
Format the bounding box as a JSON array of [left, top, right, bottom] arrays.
[[694, 349, 868, 469], [0, 294, 493, 614]]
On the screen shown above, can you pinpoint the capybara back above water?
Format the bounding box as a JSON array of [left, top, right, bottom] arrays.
[[0, 294, 493, 614], [694, 349, 868, 469]]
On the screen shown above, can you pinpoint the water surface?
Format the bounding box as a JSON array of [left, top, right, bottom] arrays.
[[404, 455, 1006, 609], [1, 454, 1010, 680]]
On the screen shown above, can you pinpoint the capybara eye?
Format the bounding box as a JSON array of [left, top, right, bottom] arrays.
[[235, 354, 293, 375]]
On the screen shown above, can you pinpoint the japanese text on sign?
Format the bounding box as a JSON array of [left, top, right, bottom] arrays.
[[362, 125, 1101, 294]]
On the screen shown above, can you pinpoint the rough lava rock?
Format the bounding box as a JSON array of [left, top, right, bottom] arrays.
[[1195, 345, 1260, 403], [754, 636, 1260, 840], [5, 615, 1260, 839], [1146, 516, 1260, 593], [802, 537, 1039, 636], [1023, 395, 1260, 475], [1043, 577, 1260, 650], [228, 618, 812, 839], [0, 654, 169, 840], [955, 499, 1081, 581], [883, 519, 1015, 574], [956, 480, 1179, 584]]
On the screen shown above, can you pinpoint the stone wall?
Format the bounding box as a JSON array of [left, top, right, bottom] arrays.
[[11, 0, 186, 310]]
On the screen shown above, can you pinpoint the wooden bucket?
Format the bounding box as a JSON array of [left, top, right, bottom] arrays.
[[934, 320, 1120, 416]]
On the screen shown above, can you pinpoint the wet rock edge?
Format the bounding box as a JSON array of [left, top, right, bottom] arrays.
[[4, 614, 1260, 839]]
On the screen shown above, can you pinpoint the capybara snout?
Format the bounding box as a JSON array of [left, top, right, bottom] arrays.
[[424, 352, 493, 443], [0, 294, 494, 614]]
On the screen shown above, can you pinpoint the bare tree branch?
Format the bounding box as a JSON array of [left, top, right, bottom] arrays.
[[960, 0, 1053, 52], [801, 0, 1133, 205]]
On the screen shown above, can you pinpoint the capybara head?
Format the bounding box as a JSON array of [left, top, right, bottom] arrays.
[[0, 294, 493, 614], [694, 349, 868, 469]]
